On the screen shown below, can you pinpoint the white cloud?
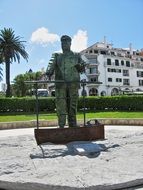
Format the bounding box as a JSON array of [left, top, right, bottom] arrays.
[[71, 30, 88, 52], [39, 59, 46, 64], [30, 27, 60, 46]]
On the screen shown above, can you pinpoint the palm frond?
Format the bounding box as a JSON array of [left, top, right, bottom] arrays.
[[0, 28, 29, 96]]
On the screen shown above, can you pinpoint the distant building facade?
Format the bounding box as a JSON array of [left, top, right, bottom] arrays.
[[79, 40, 143, 96]]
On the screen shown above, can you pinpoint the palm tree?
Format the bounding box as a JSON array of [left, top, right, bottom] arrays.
[[0, 66, 3, 81], [0, 49, 4, 82], [0, 28, 28, 97]]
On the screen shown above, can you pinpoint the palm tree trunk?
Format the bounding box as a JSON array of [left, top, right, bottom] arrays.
[[5, 60, 11, 97]]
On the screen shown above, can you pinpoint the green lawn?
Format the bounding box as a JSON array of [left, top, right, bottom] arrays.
[[0, 111, 143, 122]]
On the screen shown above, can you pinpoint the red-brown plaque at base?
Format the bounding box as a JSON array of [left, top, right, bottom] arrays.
[[35, 124, 104, 145]]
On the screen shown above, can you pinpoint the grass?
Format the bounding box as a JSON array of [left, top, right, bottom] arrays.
[[0, 111, 143, 122]]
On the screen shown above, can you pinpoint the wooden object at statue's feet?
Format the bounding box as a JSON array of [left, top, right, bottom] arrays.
[[35, 124, 105, 145]]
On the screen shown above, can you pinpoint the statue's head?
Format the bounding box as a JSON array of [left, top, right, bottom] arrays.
[[61, 35, 72, 52], [61, 35, 71, 42]]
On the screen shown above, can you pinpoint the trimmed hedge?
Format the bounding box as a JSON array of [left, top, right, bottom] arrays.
[[78, 96, 143, 111], [0, 95, 143, 113], [0, 97, 55, 113]]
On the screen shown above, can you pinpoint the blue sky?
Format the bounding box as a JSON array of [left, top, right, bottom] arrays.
[[0, 0, 143, 87]]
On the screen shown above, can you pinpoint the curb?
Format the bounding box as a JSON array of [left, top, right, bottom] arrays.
[[0, 178, 143, 190], [0, 119, 143, 130]]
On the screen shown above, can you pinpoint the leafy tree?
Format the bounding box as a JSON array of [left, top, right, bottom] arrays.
[[13, 71, 44, 97], [0, 28, 28, 97], [12, 74, 29, 96]]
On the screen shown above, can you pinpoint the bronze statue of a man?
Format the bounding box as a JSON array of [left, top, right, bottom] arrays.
[[46, 35, 85, 128]]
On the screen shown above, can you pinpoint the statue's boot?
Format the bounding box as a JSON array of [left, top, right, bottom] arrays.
[[68, 116, 79, 127], [58, 114, 66, 128]]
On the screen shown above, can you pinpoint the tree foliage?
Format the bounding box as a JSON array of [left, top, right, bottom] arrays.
[[0, 28, 28, 97], [12, 71, 44, 97]]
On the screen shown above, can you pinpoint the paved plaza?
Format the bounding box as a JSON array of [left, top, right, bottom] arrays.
[[0, 125, 143, 190]]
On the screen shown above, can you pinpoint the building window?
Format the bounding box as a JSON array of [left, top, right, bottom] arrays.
[[101, 91, 106, 96], [94, 50, 98, 54], [107, 68, 121, 73], [116, 78, 122, 82], [137, 71, 143, 77], [89, 88, 98, 96], [89, 67, 97, 74], [100, 51, 106, 55], [121, 60, 124, 66], [116, 69, 121, 73], [139, 80, 143, 86], [90, 77, 98, 82], [123, 79, 130, 85], [115, 59, 119, 66], [108, 78, 112, 82], [111, 88, 119, 96], [123, 70, 129, 76], [126, 61, 130, 67], [111, 52, 115, 56], [89, 57, 97, 64], [107, 58, 111, 65]]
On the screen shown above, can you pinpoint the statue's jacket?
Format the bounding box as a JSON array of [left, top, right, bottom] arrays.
[[46, 51, 85, 88]]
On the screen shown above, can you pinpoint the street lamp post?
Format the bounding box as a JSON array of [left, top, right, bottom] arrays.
[[28, 69, 33, 96]]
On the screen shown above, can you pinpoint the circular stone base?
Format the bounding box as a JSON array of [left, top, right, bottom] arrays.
[[0, 125, 143, 189]]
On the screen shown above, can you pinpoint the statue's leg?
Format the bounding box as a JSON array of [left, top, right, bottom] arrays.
[[67, 85, 79, 127], [56, 86, 67, 128]]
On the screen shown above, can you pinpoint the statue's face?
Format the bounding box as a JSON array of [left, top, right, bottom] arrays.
[[61, 40, 71, 52]]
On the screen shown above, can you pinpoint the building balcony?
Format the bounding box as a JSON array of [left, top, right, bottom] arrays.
[[123, 83, 130, 86], [86, 82, 101, 87], [123, 74, 129, 77], [104, 62, 114, 66], [88, 60, 98, 65], [133, 62, 143, 69], [86, 71, 100, 76]]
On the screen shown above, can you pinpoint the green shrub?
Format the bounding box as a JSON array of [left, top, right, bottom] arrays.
[[0, 97, 56, 113], [78, 95, 143, 111], [0, 95, 143, 113]]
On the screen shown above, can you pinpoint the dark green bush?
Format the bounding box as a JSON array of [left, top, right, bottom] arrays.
[[78, 95, 143, 111], [38, 97, 55, 112], [0, 95, 143, 113], [0, 97, 56, 113]]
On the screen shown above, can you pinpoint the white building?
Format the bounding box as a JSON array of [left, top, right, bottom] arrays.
[[79, 40, 143, 96]]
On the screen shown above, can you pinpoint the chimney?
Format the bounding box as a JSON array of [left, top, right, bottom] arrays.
[[104, 36, 106, 44], [129, 43, 133, 55]]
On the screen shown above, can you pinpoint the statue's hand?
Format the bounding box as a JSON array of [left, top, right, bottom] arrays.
[[75, 64, 85, 73], [74, 64, 81, 71]]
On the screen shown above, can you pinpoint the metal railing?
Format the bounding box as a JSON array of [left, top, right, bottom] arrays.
[[25, 80, 102, 129]]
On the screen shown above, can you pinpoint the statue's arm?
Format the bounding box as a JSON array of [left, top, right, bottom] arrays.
[[75, 53, 86, 73], [46, 53, 57, 78]]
